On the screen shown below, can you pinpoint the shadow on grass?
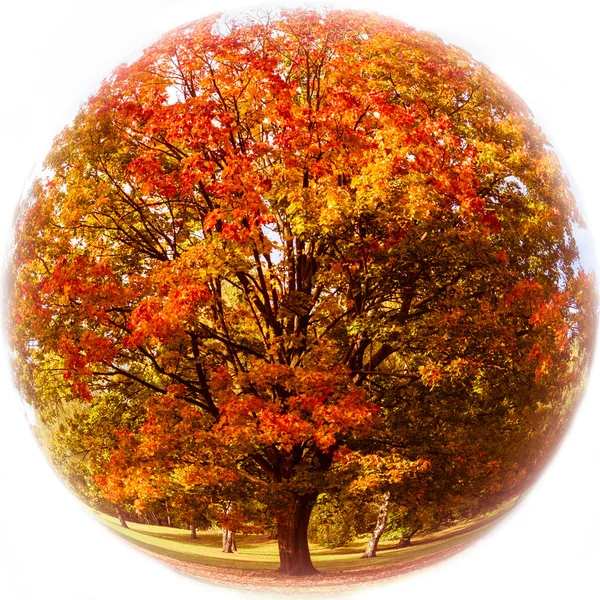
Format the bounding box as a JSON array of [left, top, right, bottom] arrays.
[[97, 499, 515, 578], [375, 504, 509, 554], [309, 539, 370, 556], [117, 527, 275, 548], [109, 527, 279, 571]]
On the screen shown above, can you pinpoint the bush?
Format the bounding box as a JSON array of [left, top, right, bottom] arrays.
[[308, 495, 358, 548]]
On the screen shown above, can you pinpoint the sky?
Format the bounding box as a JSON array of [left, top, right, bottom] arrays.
[[0, 1, 599, 599]]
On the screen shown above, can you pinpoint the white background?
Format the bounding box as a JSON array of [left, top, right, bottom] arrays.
[[0, 1, 598, 599]]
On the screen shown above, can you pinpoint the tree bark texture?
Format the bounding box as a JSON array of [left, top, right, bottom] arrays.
[[190, 518, 197, 540], [362, 491, 390, 559], [116, 507, 129, 529], [222, 529, 237, 553], [277, 493, 319, 576]]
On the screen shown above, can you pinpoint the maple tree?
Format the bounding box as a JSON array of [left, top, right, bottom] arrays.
[[9, 8, 595, 576]]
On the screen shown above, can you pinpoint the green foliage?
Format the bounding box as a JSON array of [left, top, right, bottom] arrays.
[[308, 494, 380, 548], [309, 496, 356, 548]]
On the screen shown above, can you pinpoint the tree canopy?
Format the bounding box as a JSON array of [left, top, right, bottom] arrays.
[[9, 8, 596, 576]]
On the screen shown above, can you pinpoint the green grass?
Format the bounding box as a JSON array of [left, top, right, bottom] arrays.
[[95, 505, 512, 575]]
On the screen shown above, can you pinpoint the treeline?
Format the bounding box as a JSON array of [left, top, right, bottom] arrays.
[[93, 486, 515, 560]]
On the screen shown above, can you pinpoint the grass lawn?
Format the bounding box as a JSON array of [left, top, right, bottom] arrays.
[[94, 502, 515, 590]]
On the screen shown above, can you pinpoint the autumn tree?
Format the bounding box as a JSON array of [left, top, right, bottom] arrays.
[[9, 8, 595, 576]]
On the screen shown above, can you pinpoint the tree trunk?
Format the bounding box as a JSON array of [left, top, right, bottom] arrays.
[[222, 529, 237, 553], [276, 493, 319, 576], [190, 518, 197, 540], [362, 491, 390, 559], [396, 524, 420, 548], [116, 507, 129, 529]]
